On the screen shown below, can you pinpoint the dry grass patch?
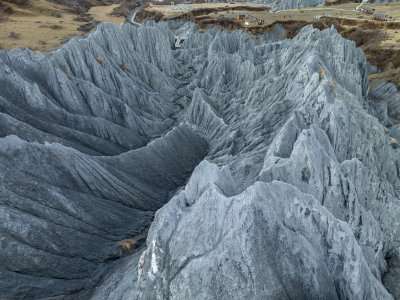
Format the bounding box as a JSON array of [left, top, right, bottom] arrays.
[[0, 0, 123, 52], [119, 239, 137, 254], [51, 11, 62, 18], [318, 68, 324, 81], [9, 31, 20, 39], [389, 136, 399, 145], [49, 24, 63, 29], [4, 0, 29, 6], [120, 64, 129, 71]]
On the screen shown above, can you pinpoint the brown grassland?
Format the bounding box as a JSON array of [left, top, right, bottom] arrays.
[[0, 0, 124, 52]]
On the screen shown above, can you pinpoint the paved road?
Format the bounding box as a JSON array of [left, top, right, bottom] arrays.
[[127, 7, 142, 26]]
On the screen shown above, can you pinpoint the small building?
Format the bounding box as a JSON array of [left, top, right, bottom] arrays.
[[363, 6, 375, 14], [238, 13, 245, 21], [373, 12, 387, 21]]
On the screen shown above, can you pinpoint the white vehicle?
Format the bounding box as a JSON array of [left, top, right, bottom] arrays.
[[356, 0, 369, 12]]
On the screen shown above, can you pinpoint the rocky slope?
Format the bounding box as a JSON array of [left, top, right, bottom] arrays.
[[203, 0, 325, 10], [273, 0, 325, 10], [0, 21, 400, 299]]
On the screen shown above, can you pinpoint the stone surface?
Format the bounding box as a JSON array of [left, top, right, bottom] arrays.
[[0, 21, 400, 299], [204, 0, 325, 10], [132, 24, 400, 300], [0, 21, 208, 299], [273, 0, 325, 10]]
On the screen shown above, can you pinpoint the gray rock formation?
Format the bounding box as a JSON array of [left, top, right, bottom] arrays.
[[273, 0, 324, 10], [0, 21, 400, 299], [0, 22, 208, 299], [204, 0, 324, 10]]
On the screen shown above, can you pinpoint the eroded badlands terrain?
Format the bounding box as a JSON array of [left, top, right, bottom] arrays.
[[0, 20, 400, 299]]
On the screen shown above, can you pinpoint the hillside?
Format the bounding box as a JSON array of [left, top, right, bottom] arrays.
[[0, 0, 124, 52]]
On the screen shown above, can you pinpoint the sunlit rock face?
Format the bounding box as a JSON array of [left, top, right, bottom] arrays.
[[0, 21, 399, 299]]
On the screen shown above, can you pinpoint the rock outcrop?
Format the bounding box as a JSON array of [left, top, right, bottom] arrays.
[[0, 21, 400, 299], [204, 0, 325, 10], [273, 0, 325, 10]]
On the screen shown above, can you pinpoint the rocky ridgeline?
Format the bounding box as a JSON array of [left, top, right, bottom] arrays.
[[0, 21, 399, 299], [273, 0, 325, 10], [204, 0, 325, 10]]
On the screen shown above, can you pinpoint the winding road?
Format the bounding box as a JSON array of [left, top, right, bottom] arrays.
[[127, 7, 141, 26]]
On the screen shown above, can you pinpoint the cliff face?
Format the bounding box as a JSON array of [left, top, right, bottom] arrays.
[[0, 21, 399, 299]]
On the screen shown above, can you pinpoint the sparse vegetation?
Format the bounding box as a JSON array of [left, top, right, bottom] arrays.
[[0, 0, 123, 52], [120, 64, 129, 71], [49, 24, 63, 30], [341, 27, 387, 49], [73, 14, 93, 22], [389, 136, 399, 145], [77, 21, 98, 32], [318, 68, 324, 81], [51, 11, 62, 18], [119, 239, 137, 254], [4, 6, 14, 14], [4, 0, 29, 6], [9, 31, 20, 39], [0, 2, 13, 22]]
